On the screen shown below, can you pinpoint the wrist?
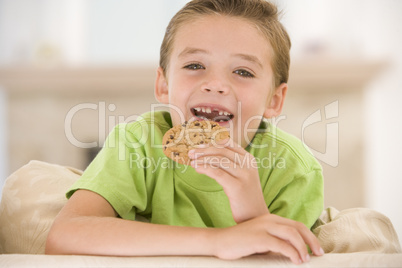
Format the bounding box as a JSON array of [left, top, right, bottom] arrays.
[[204, 227, 224, 258], [233, 205, 270, 223]]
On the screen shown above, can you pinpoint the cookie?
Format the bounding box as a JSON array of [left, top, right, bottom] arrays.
[[162, 120, 230, 165]]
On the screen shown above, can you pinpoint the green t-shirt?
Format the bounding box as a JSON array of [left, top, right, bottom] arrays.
[[67, 111, 323, 229]]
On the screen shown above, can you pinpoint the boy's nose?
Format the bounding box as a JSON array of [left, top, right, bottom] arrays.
[[200, 77, 230, 95], [202, 87, 227, 94]]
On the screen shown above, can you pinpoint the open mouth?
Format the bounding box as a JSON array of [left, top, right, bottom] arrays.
[[191, 106, 234, 122]]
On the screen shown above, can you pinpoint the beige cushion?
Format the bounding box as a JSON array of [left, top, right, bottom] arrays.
[[0, 160, 401, 255], [0, 160, 81, 254], [313, 207, 401, 253]]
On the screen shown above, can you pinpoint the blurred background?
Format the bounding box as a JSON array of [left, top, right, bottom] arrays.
[[0, 0, 401, 240]]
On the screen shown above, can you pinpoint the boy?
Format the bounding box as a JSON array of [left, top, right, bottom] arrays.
[[46, 0, 324, 264]]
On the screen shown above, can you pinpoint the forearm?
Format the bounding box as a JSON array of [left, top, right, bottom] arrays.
[[46, 212, 324, 264], [46, 215, 215, 256], [46, 190, 216, 257], [46, 191, 323, 264]]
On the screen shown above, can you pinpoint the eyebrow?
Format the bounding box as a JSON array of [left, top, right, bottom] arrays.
[[178, 47, 209, 58], [233, 53, 264, 69], [178, 47, 264, 69]]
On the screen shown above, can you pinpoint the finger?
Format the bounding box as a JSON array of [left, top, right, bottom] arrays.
[[264, 235, 303, 265], [291, 221, 324, 257], [188, 146, 237, 160], [190, 159, 234, 185], [190, 153, 250, 179], [268, 215, 324, 257], [192, 143, 209, 149], [189, 146, 249, 167], [212, 137, 233, 148], [214, 138, 249, 156], [267, 223, 310, 263]]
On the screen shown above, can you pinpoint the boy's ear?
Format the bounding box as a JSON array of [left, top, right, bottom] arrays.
[[263, 83, 288, 118], [154, 67, 169, 104]]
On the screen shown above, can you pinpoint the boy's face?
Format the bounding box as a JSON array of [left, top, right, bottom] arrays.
[[156, 15, 286, 147]]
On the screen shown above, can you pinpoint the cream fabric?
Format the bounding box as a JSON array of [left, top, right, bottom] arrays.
[[1, 253, 402, 268], [0, 160, 401, 257], [313, 207, 401, 253], [0, 160, 82, 254]]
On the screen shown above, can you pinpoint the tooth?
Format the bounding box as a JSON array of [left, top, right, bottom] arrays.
[[206, 108, 211, 113], [202, 108, 206, 113], [219, 111, 223, 115], [194, 107, 201, 111], [224, 112, 229, 116]]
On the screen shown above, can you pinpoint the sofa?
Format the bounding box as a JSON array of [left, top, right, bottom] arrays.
[[1, 160, 401, 267]]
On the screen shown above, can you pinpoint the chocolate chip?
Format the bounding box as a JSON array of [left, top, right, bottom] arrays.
[[170, 135, 174, 139], [194, 122, 200, 126]]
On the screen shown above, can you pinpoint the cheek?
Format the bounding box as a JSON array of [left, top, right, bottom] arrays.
[[239, 92, 268, 116], [168, 105, 187, 127], [166, 85, 191, 126], [168, 75, 194, 94]]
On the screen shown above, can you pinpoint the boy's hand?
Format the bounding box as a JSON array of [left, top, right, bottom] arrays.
[[210, 213, 324, 264], [188, 138, 268, 223]]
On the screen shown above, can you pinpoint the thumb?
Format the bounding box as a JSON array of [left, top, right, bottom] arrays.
[[212, 137, 232, 148]]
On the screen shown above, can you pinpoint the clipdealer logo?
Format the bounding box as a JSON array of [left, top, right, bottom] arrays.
[[64, 100, 339, 166], [301, 101, 339, 167]]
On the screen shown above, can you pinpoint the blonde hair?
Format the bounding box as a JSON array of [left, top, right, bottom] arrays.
[[159, 0, 291, 88]]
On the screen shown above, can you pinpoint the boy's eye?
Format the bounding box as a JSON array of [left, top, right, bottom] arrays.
[[184, 63, 205, 70], [234, 69, 254, 78]]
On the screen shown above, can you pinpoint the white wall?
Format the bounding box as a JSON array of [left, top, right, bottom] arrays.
[[279, 0, 402, 240], [0, 87, 7, 199], [85, 0, 184, 65], [0, 0, 88, 66], [0, 0, 187, 67], [360, 1, 402, 242]]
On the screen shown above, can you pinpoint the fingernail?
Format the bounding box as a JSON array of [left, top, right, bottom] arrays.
[[194, 143, 208, 148], [319, 247, 325, 255], [188, 150, 204, 160], [305, 254, 310, 262], [188, 149, 195, 157]]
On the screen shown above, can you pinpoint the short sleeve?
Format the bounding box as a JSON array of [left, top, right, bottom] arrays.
[[66, 123, 149, 220], [268, 168, 324, 229]]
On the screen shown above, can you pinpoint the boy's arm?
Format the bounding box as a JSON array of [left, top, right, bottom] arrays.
[[45, 189, 211, 257], [46, 190, 211, 256], [46, 189, 323, 264]]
